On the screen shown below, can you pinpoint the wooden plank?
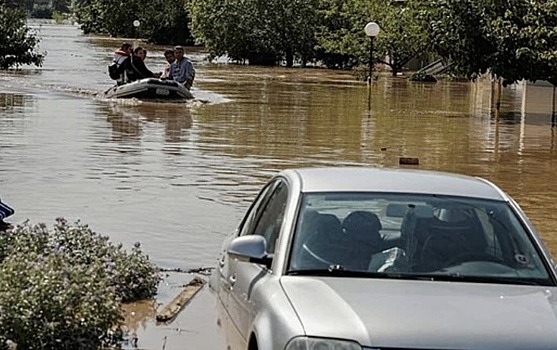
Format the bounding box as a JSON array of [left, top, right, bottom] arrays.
[[155, 277, 206, 323]]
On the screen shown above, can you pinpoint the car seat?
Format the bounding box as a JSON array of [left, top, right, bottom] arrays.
[[300, 213, 346, 268], [410, 208, 487, 272], [341, 211, 384, 270]]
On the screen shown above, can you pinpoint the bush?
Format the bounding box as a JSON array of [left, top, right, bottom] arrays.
[[0, 219, 161, 349], [0, 1, 45, 69], [30, 5, 52, 19], [0, 251, 121, 349], [52, 11, 66, 24]]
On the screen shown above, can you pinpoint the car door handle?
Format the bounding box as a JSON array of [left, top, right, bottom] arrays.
[[228, 275, 236, 287]]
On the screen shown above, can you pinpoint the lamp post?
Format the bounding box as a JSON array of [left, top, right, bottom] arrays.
[[132, 19, 140, 38], [364, 22, 380, 85]]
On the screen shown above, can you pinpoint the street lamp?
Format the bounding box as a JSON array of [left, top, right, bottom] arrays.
[[364, 22, 380, 84], [132, 19, 140, 38]]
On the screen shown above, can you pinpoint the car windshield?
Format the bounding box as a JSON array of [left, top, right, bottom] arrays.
[[287, 192, 554, 286]]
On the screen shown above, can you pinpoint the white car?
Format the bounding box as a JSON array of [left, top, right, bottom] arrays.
[[211, 167, 557, 350]]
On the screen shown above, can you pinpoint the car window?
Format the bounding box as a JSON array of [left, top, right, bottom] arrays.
[[288, 192, 553, 286], [249, 182, 288, 254], [238, 182, 277, 237], [237, 181, 288, 254]]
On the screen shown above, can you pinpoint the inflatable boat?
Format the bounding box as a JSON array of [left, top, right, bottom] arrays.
[[104, 78, 194, 100]]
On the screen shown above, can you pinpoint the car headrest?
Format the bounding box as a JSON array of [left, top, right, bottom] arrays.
[[343, 210, 382, 232]]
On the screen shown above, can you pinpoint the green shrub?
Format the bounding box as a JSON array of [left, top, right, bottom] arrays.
[[52, 11, 66, 24], [61, 219, 161, 302], [0, 219, 161, 349], [0, 251, 121, 349]]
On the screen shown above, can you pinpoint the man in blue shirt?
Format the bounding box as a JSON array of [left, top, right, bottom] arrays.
[[168, 46, 195, 90]]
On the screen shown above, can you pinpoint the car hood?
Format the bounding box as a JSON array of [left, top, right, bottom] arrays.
[[281, 276, 557, 349]]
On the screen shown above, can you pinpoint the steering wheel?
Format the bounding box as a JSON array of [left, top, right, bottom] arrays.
[[446, 252, 508, 267]]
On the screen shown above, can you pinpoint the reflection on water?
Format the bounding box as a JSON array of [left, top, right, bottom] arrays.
[[0, 93, 29, 109], [101, 101, 193, 144]]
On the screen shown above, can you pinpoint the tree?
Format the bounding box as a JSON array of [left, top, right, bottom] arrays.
[[73, 0, 193, 44], [315, 0, 432, 74], [188, 0, 265, 63], [188, 0, 320, 66], [265, 0, 320, 67], [488, 0, 557, 85], [373, 0, 433, 76], [52, 0, 71, 12], [0, 0, 44, 69], [133, 0, 193, 45], [5, 0, 34, 12], [430, 0, 557, 85], [314, 0, 371, 69]]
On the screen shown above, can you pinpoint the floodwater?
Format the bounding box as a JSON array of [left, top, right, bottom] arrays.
[[1, 22, 557, 349]]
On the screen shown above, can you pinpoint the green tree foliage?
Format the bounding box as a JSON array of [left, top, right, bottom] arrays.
[[373, 0, 432, 75], [188, 0, 320, 66], [431, 0, 557, 85], [73, 0, 193, 45], [315, 0, 431, 74], [5, 0, 70, 15], [188, 0, 430, 72], [314, 0, 371, 69], [5, 0, 34, 12], [0, 0, 45, 69], [52, 0, 71, 13]]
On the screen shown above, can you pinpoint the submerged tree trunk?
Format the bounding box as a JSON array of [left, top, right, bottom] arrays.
[[495, 78, 503, 110], [551, 85, 557, 128], [248, 53, 278, 66], [286, 49, 294, 68]]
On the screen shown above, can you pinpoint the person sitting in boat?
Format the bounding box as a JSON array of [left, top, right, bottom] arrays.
[[161, 49, 175, 79], [127, 47, 161, 82], [112, 42, 133, 86], [167, 45, 195, 90]]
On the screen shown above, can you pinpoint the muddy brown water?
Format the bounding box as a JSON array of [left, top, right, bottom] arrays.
[[1, 22, 556, 349]]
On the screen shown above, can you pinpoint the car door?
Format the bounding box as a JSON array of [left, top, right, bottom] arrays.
[[227, 179, 289, 342], [216, 182, 276, 311]]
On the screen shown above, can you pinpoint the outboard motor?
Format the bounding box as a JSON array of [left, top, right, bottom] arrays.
[[0, 197, 14, 231]]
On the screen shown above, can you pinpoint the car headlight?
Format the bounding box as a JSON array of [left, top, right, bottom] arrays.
[[285, 337, 362, 350]]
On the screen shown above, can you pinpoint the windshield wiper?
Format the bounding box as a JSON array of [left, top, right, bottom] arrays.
[[288, 269, 550, 286], [409, 273, 548, 286], [288, 266, 404, 279]]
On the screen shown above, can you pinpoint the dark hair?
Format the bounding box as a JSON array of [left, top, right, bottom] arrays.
[[164, 49, 174, 56], [121, 42, 132, 50], [134, 47, 144, 54]]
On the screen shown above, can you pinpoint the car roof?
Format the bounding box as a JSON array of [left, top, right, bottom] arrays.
[[280, 167, 507, 201]]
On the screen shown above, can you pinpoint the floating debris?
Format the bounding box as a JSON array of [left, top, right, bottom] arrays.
[[399, 157, 420, 165], [155, 277, 206, 323], [158, 267, 214, 276]]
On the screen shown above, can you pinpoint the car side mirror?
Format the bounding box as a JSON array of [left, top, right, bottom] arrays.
[[228, 235, 272, 268]]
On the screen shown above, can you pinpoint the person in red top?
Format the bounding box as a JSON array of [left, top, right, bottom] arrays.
[[113, 42, 133, 85]]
